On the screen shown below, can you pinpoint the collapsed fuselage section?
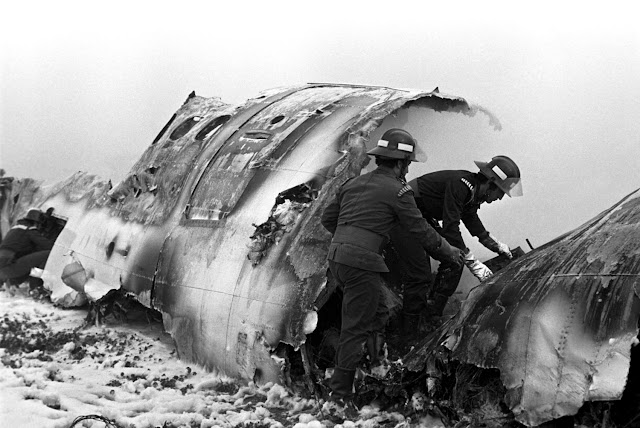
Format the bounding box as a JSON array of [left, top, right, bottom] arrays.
[[12, 84, 497, 382]]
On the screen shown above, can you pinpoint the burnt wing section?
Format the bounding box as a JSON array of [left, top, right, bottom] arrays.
[[404, 189, 640, 426]]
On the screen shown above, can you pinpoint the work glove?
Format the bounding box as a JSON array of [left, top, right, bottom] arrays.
[[432, 237, 464, 268], [464, 250, 493, 281], [479, 233, 512, 259]]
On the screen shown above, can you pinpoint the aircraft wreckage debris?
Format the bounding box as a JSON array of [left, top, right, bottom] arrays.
[[403, 188, 640, 426], [1, 83, 638, 427]]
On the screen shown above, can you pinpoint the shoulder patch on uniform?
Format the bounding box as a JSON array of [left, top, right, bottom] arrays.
[[460, 178, 474, 192], [397, 184, 413, 198]]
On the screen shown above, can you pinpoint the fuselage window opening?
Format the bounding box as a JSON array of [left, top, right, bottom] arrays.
[[270, 115, 285, 125], [169, 116, 203, 141], [195, 115, 231, 141]]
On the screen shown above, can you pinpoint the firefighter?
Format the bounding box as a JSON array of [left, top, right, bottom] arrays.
[[391, 155, 522, 326], [321, 128, 463, 410], [0, 208, 54, 286]]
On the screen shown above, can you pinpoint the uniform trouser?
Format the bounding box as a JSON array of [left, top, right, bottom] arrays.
[[432, 261, 464, 298], [0, 250, 50, 283], [328, 260, 389, 398], [389, 225, 433, 315], [430, 260, 465, 315], [390, 224, 466, 314]]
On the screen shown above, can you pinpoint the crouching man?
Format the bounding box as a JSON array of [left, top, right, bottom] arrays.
[[0, 208, 54, 286], [391, 155, 523, 326]]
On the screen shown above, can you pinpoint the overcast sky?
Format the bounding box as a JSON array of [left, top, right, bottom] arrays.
[[1, 1, 639, 252]]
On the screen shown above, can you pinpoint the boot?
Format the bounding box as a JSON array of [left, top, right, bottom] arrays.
[[27, 276, 44, 290], [328, 366, 356, 401], [323, 395, 359, 423], [326, 367, 359, 423]]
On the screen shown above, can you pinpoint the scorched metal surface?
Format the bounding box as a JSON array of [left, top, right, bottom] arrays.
[[0, 83, 498, 384], [405, 188, 640, 426]]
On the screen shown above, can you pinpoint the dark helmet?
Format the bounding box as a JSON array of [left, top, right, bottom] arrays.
[[22, 208, 44, 223], [367, 128, 419, 161], [474, 155, 523, 197]]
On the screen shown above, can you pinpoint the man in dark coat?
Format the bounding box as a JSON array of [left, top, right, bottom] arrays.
[[391, 155, 522, 326], [0, 170, 11, 241], [0, 208, 54, 285], [320, 128, 463, 407]]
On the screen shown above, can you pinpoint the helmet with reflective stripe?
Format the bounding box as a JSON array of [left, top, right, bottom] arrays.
[[474, 155, 523, 197], [367, 128, 418, 161]]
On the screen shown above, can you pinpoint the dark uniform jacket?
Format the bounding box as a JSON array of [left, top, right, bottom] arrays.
[[0, 224, 54, 266], [409, 170, 489, 250], [321, 166, 444, 272]]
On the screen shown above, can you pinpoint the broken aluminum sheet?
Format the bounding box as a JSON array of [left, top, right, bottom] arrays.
[[2, 83, 499, 384], [405, 188, 640, 426]]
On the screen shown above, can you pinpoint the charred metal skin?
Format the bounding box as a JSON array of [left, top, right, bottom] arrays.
[[1, 83, 498, 383], [405, 189, 640, 426]]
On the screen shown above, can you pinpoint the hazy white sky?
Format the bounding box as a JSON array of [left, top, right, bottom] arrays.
[[1, 1, 639, 250]]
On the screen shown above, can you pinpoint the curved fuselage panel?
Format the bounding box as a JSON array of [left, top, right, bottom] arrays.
[[406, 189, 640, 426], [36, 83, 491, 381]]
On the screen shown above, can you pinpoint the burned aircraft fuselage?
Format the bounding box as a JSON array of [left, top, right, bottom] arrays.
[[2, 84, 499, 383], [4, 83, 640, 427]]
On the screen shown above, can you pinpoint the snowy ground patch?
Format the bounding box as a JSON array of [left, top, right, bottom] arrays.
[[0, 284, 436, 428]]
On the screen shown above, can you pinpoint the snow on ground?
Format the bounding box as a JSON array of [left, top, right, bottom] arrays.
[[0, 284, 442, 428]]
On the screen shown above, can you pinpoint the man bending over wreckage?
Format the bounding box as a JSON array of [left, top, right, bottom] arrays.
[[320, 128, 463, 413], [390, 155, 523, 334], [0, 208, 54, 287]]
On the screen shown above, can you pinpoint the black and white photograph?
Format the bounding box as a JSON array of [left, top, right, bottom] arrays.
[[1, 1, 639, 427]]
